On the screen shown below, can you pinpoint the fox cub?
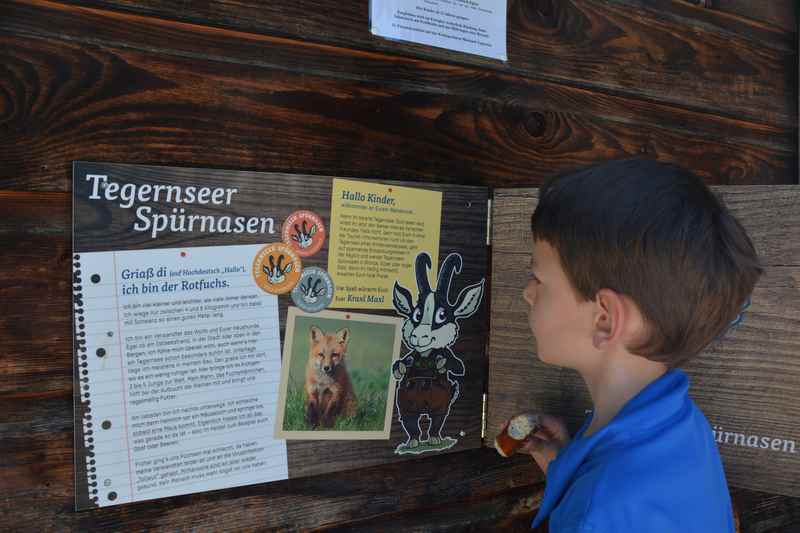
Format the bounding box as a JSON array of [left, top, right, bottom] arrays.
[[305, 326, 357, 428]]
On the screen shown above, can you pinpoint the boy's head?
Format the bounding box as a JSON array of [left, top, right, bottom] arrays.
[[525, 159, 762, 368]]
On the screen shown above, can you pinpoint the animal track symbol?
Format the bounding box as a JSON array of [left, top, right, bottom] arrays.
[[300, 276, 327, 304], [292, 221, 317, 249], [263, 254, 293, 285]]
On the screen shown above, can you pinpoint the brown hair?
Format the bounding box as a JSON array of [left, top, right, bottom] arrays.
[[531, 159, 763, 366]]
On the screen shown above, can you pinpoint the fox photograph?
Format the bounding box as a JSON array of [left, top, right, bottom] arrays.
[[274, 308, 402, 439]]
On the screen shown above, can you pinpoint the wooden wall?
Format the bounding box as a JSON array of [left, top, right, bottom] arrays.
[[0, 0, 797, 531]]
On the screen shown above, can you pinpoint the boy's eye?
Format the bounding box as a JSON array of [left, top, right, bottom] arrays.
[[527, 270, 541, 283]]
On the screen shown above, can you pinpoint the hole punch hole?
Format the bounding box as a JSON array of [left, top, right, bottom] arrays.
[[108, 491, 117, 501], [102, 421, 111, 430], [91, 274, 101, 284], [96, 348, 106, 357]]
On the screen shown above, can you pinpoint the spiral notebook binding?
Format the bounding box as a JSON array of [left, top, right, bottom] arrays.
[[74, 254, 98, 504]]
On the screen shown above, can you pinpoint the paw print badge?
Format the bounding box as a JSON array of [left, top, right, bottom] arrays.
[[282, 210, 326, 257], [291, 267, 334, 313], [253, 243, 302, 294]]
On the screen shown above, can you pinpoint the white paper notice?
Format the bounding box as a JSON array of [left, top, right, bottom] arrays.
[[76, 244, 287, 507], [370, 0, 507, 61]]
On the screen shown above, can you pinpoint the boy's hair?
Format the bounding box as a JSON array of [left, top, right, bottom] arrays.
[[531, 159, 763, 367]]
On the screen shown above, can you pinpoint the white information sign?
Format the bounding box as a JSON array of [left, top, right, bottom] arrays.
[[76, 244, 288, 507], [370, 0, 508, 61]]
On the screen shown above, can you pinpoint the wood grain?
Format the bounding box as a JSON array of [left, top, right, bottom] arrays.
[[48, 0, 797, 127], [690, 0, 798, 32], [0, 1, 796, 192], [317, 483, 546, 532], [731, 486, 800, 533], [487, 186, 800, 497], [1, 0, 798, 529]]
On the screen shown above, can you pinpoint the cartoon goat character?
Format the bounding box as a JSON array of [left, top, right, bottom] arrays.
[[263, 254, 293, 285], [391, 252, 485, 453]]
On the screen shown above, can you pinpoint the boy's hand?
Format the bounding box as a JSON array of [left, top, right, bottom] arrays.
[[502, 415, 570, 476]]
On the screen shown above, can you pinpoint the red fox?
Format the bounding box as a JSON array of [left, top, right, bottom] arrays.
[[305, 326, 357, 428]]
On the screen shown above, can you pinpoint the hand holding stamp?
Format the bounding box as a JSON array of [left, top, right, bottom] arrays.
[[495, 413, 570, 476]]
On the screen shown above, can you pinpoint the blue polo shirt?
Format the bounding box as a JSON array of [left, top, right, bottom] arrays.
[[532, 369, 734, 532]]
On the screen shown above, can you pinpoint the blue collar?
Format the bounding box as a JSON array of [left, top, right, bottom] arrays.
[[532, 369, 690, 528]]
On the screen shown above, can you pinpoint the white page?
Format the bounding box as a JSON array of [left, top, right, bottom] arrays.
[[76, 244, 287, 507], [370, 0, 507, 61]]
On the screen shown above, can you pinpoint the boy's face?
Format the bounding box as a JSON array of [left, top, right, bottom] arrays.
[[522, 240, 595, 368]]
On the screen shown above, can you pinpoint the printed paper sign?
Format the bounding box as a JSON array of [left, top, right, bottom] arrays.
[[327, 178, 442, 309], [370, 0, 508, 61], [75, 244, 288, 507]]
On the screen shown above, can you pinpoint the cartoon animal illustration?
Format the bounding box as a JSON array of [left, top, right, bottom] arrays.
[[292, 220, 318, 249], [263, 254, 293, 284], [300, 276, 327, 304], [391, 252, 485, 453], [305, 326, 357, 429]]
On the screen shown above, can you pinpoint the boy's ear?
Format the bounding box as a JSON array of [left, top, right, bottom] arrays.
[[592, 289, 624, 350]]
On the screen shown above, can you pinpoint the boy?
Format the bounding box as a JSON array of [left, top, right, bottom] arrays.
[[517, 159, 762, 532]]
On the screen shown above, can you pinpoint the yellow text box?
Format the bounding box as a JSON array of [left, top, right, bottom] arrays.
[[328, 179, 441, 309]]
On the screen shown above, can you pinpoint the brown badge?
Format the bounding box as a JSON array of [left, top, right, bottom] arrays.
[[282, 210, 326, 257], [253, 243, 302, 294]]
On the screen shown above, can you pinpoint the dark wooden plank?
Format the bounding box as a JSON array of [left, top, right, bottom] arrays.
[[732, 487, 800, 533], [0, 192, 73, 395], [318, 485, 800, 532], [318, 483, 546, 532], [48, 0, 797, 128], [0, 1, 795, 192], [488, 186, 800, 497], [687, 0, 798, 33]]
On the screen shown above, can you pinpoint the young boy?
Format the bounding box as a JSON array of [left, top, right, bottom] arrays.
[[518, 159, 762, 532]]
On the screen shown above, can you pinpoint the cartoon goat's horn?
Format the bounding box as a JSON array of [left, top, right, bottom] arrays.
[[415, 252, 432, 294], [268, 255, 276, 272], [276, 255, 285, 270], [436, 253, 463, 302]]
